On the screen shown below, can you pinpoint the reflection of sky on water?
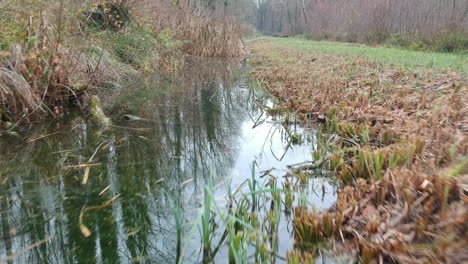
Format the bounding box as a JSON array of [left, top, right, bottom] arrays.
[[0, 60, 336, 264], [212, 95, 337, 263]]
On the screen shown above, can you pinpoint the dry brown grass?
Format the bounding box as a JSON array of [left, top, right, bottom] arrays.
[[138, 2, 244, 57], [0, 67, 41, 116], [0, 43, 73, 121], [178, 13, 244, 58], [0, 0, 104, 123], [249, 38, 468, 263]]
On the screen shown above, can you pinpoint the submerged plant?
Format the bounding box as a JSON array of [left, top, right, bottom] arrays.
[[283, 179, 294, 213], [201, 186, 214, 262], [228, 218, 247, 264], [248, 161, 258, 211], [175, 204, 183, 263], [287, 250, 316, 264], [290, 133, 303, 145]]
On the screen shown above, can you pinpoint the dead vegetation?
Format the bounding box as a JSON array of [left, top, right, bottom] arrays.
[[140, 1, 245, 57], [249, 39, 468, 263], [0, 0, 245, 126], [0, 35, 131, 124], [0, 0, 136, 125], [0, 43, 77, 122]]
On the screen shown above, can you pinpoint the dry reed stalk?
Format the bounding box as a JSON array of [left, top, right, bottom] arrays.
[[145, 3, 244, 57], [0, 67, 41, 115]]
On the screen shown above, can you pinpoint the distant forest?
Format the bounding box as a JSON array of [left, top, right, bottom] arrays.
[[252, 0, 468, 51]]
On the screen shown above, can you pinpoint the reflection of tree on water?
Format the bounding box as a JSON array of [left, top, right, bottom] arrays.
[[201, 83, 220, 151], [0, 59, 255, 263]]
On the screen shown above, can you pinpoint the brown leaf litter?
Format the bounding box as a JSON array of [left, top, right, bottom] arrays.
[[249, 39, 467, 264]]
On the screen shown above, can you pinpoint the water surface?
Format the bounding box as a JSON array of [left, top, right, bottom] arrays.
[[0, 60, 336, 263]]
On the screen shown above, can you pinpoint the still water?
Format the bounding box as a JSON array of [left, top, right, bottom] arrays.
[[0, 60, 336, 263]]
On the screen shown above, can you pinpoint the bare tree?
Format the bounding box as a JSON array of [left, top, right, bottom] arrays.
[[253, 0, 468, 49]]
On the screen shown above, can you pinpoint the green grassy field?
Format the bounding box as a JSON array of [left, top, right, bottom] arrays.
[[249, 37, 468, 73]]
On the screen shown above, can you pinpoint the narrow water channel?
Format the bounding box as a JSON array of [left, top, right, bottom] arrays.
[[0, 59, 336, 263]]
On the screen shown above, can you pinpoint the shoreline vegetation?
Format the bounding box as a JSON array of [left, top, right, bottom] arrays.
[[248, 37, 467, 263], [0, 0, 245, 130]]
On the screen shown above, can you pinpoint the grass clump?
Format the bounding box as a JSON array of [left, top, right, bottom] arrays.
[[293, 207, 336, 247], [84, 1, 131, 31], [93, 26, 169, 71]]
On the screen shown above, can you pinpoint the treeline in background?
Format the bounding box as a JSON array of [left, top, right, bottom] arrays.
[[254, 0, 468, 52]]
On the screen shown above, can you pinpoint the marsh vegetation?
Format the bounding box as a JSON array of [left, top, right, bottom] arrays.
[[249, 37, 467, 263]]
